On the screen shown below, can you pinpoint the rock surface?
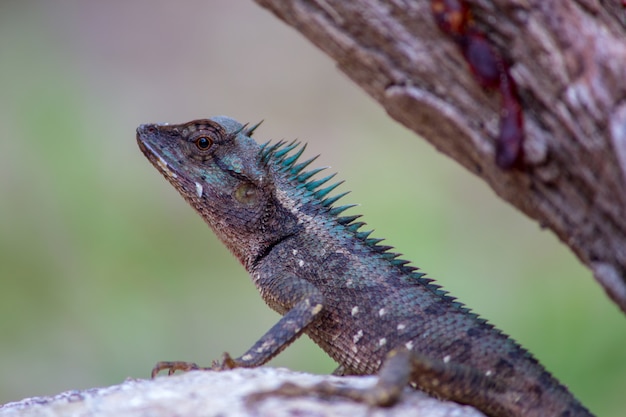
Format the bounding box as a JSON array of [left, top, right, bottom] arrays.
[[0, 368, 486, 417]]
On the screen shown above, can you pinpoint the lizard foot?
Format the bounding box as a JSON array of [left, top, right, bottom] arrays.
[[246, 349, 411, 408], [245, 380, 402, 408], [151, 352, 239, 378], [151, 361, 205, 378]]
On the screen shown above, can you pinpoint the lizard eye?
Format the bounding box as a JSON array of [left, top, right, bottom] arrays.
[[234, 182, 259, 205], [195, 136, 213, 151]]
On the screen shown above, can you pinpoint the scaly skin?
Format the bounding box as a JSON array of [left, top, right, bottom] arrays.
[[137, 117, 593, 417]]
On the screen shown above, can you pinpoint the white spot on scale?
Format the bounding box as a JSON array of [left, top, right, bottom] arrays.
[[378, 338, 387, 347], [292, 249, 298, 255], [443, 355, 451, 364], [353, 330, 363, 344], [485, 370, 493, 377], [156, 156, 167, 170], [378, 308, 386, 317], [298, 259, 304, 267], [257, 340, 274, 352], [351, 345, 358, 353], [351, 306, 359, 316], [397, 323, 406, 331], [156, 156, 177, 178], [242, 354, 253, 361], [195, 182, 203, 198], [405, 341, 414, 350]]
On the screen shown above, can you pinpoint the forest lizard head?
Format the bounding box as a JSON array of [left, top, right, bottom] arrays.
[[136, 117, 308, 269]]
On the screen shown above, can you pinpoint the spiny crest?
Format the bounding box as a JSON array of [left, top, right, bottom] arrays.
[[260, 140, 360, 218], [258, 139, 491, 322], [259, 141, 428, 269]]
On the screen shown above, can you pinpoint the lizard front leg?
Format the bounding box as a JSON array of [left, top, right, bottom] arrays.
[[151, 275, 324, 377]]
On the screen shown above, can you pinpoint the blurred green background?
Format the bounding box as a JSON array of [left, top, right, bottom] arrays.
[[0, 1, 624, 415]]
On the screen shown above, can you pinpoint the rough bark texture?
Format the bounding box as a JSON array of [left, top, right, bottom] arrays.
[[0, 369, 485, 417], [252, 0, 626, 313]]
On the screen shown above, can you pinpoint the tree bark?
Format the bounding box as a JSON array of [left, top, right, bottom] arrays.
[[252, 0, 626, 313]]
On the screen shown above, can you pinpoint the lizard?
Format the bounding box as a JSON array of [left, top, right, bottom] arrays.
[[137, 116, 594, 417]]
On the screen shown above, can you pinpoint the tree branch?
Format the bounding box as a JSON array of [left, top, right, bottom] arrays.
[[252, 0, 626, 313]]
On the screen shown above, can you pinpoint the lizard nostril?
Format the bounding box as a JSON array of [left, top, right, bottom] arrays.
[[137, 124, 154, 135]]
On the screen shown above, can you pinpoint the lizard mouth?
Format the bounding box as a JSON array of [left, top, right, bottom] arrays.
[[136, 125, 181, 182]]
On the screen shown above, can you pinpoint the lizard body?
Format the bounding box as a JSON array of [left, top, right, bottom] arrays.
[[137, 117, 593, 417]]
